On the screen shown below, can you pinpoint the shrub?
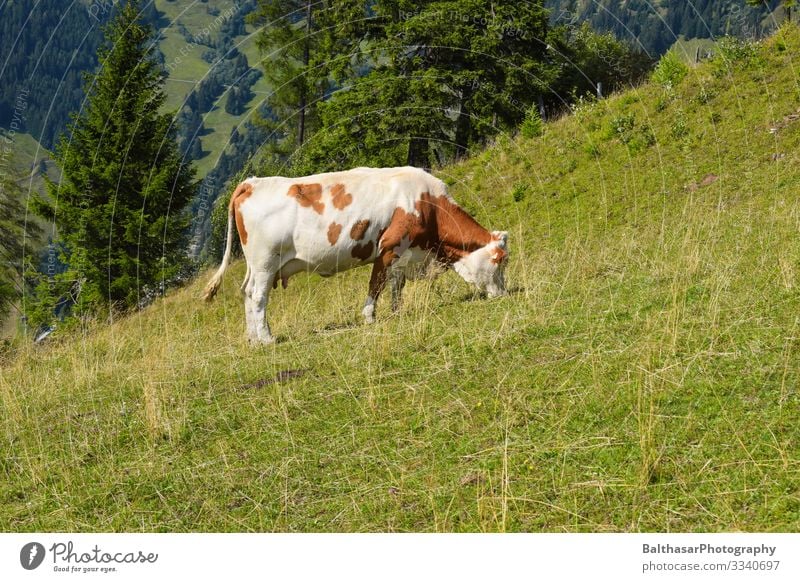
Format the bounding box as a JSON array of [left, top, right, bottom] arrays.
[[712, 36, 761, 77], [716, 36, 759, 65], [627, 124, 656, 153], [607, 113, 636, 143], [696, 85, 716, 105], [670, 113, 689, 139], [584, 142, 601, 158], [520, 105, 543, 138], [651, 51, 689, 88], [511, 182, 529, 202]]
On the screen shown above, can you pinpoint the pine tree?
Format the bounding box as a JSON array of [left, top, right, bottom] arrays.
[[249, 0, 369, 158], [32, 0, 196, 316], [301, 0, 556, 170]]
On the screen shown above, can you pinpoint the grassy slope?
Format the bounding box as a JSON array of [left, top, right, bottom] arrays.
[[2, 131, 58, 196], [2, 27, 800, 532], [1, 133, 56, 337]]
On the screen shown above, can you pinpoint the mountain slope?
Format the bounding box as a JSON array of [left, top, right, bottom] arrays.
[[546, 0, 781, 54], [1, 26, 799, 532]]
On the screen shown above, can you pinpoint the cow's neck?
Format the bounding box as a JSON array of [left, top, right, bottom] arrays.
[[432, 196, 492, 264]]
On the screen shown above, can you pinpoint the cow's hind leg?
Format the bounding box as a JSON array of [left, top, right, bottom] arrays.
[[251, 269, 277, 344], [389, 269, 406, 313], [363, 253, 396, 323], [243, 276, 259, 342]]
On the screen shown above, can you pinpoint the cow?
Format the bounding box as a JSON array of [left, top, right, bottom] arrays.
[[203, 166, 509, 344]]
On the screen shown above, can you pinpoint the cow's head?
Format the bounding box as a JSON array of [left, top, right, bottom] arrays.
[[452, 231, 509, 297]]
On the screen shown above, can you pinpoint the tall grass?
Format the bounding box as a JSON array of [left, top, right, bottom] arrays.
[[2, 26, 800, 532]]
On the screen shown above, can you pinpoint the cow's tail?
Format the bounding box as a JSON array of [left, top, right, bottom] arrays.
[[203, 193, 237, 302]]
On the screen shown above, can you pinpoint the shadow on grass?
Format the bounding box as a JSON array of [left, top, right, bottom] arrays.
[[457, 286, 525, 303]]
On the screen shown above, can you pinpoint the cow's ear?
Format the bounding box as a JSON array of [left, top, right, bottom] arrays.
[[493, 231, 509, 249]]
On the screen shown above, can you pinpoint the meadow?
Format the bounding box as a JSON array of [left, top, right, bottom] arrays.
[[1, 27, 799, 532]]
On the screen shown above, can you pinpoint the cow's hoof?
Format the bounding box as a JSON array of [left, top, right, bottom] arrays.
[[362, 304, 376, 324], [249, 336, 275, 346]]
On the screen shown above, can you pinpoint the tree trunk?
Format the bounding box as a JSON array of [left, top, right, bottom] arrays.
[[407, 137, 430, 170], [454, 89, 472, 160]]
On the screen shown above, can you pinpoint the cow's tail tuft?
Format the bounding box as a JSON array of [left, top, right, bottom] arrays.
[[203, 192, 237, 302]]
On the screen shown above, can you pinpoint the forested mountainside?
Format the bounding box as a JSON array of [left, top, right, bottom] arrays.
[[2, 1, 781, 184], [0, 0, 164, 149], [0, 0, 266, 257], [546, 0, 782, 54], [1, 1, 780, 216]]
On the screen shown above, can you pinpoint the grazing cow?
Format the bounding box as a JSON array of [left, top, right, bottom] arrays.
[[204, 166, 509, 343]]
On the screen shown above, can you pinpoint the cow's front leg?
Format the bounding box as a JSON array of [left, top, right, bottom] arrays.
[[363, 253, 395, 323]]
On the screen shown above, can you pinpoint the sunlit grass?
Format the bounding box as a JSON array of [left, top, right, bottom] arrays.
[[1, 26, 799, 532]]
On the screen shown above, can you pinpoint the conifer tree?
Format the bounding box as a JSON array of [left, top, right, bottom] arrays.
[[300, 0, 556, 170], [33, 0, 196, 316], [249, 0, 369, 158]]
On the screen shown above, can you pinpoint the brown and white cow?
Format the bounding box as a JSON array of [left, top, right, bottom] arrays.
[[204, 166, 508, 343]]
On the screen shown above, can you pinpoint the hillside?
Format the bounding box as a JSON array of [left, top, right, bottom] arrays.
[[0, 1, 782, 265], [1, 26, 799, 532], [154, 0, 266, 177]]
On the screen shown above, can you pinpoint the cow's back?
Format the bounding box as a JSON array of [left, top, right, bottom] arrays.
[[239, 167, 447, 273]]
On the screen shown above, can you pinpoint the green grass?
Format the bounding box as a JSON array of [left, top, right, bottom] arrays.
[[2, 26, 800, 532]]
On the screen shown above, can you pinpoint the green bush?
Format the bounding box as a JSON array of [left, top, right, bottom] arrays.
[[670, 113, 689, 139], [716, 36, 759, 64], [584, 141, 601, 158], [712, 36, 761, 77], [651, 51, 689, 88], [607, 113, 636, 143], [511, 182, 529, 202], [627, 124, 657, 153], [520, 105, 543, 138]]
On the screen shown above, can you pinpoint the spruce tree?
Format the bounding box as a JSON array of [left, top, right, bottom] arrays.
[[33, 0, 196, 316], [301, 0, 556, 170], [249, 0, 369, 159]]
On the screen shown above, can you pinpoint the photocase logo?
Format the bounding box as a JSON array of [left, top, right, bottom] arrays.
[[20, 542, 46, 570]]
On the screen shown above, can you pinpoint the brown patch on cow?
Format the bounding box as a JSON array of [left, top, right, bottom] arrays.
[[377, 192, 493, 265], [327, 222, 342, 245], [330, 183, 353, 210], [229, 181, 254, 245], [350, 219, 370, 241], [288, 183, 325, 214], [351, 240, 374, 261], [432, 194, 492, 260]]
